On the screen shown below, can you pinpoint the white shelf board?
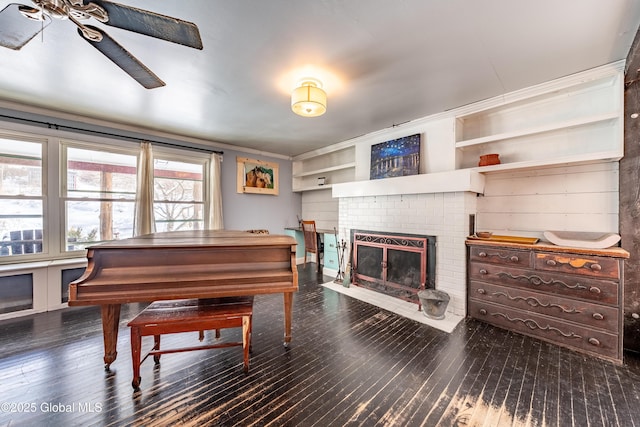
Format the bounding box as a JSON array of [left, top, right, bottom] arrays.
[[292, 141, 356, 161], [466, 150, 623, 173], [455, 111, 619, 148], [292, 162, 356, 178], [331, 169, 485, 198], [292, 184, 334, 193]]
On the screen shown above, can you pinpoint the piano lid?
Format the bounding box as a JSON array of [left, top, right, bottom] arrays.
[[86, 229, 296, 250]]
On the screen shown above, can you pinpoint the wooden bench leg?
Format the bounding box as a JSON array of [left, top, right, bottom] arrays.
[[153, 335, 161, 364], [130, 327, 142, 389]]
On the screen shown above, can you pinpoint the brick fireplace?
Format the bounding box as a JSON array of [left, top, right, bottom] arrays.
[[337, 191, 478, 317]]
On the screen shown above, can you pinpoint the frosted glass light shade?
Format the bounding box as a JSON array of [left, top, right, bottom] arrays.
[[291, 80, 327, 117]]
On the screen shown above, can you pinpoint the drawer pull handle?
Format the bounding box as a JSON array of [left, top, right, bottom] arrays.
[[477, 289, 486, 295], [478, 252, 487, 257], [510, 256, 519, 262], [589, 286, 601, 294], [479, 269, 488, 275], [588, 338, 601, 346], [546, 259, 557, 267], [592, 313, 604, 320], [590, 263, 602, 271], [479, 309, 487, 315]]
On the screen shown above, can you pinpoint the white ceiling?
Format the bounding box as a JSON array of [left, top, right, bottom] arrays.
[[0, 0, 639, 157]]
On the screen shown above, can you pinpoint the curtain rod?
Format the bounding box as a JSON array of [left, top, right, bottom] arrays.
[[0, 114, 224, 155]]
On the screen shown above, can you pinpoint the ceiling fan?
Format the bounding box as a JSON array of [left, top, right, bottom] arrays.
[[0, 0, 203, 89]]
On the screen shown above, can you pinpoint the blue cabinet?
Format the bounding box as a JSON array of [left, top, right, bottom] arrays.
[[323, 233, 339, 271], [285, 227, 341, 274], [284, 229, 305, 260]]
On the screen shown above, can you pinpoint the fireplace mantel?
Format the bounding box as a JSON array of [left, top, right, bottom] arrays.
[[331, 169, 485, 198]]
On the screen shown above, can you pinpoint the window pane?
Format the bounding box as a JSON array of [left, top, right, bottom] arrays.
[[66, 147, 136, 199], [154, 159, 203, 202], [64, 146, 137, 252], [154, 202, 204, 232], [0, 138, 42, 196], [153, 159, 204, 231], [65, 200, 134, 251], [0, 138, 44, 257], [0, 200, 43, 256]]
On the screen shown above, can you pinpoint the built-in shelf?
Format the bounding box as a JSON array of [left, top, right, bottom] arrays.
[[469, 150, 623, 173], [455, 111, 619, 149], [292, 162, 356, 178], [454, 68, 623, 171], [292, 144, 356, 192]]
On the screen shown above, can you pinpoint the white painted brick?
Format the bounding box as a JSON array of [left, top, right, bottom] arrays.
[[337, 190, 480, 320]]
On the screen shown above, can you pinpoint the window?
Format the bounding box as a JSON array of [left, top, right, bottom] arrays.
[[0, 137, 44, 257], [0, 126, 214, 264], [153, 158, 205, 232], [63, 145, 137, 251]]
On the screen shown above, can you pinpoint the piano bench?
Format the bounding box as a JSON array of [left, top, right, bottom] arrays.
[[127, 296, 254, 390]]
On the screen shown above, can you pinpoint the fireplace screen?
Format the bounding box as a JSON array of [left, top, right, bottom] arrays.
[[352, 230, 435, 305], [356, 245, 383, 280]]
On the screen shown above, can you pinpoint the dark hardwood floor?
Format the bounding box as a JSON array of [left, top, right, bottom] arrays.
[[1, 265, 640, 426]]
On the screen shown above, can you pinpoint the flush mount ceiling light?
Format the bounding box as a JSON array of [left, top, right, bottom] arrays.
[[291, 78, 327, 117]]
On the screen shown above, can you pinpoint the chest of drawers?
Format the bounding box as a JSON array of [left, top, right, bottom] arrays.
[[467, 240, 629, 364]]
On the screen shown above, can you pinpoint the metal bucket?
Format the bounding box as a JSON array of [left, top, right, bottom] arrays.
[[418, 289, 450, 320]]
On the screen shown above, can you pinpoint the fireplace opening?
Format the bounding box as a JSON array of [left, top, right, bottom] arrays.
[[350, 229, 436, 306]]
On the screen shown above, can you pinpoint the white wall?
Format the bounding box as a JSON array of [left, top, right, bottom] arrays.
[[476, 162, 619, 238], [353, 117, 456, 179], [300, 188, 338, 231], [221, 149, 302, 233]]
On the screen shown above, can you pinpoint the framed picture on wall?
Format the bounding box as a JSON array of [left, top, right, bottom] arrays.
[[370, 134, 421, 180], [236, 156, 279, 195]]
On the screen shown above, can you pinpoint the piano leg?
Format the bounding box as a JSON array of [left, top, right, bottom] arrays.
[[101, 304, 121, 370], [284, 292, 293, 347]]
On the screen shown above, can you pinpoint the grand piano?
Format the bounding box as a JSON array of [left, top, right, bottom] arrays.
[[69, 230, 298, 368]]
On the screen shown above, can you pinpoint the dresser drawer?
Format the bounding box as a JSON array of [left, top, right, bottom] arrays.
[[469, 263, 619, 305], [469, 281, 619, 332], [535, 252, 619, 279], [323, 250, 339, 269], [469, 301, 620, 360], [469, 246, 531, 268]]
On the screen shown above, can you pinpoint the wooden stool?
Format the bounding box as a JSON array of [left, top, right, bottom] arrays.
[[127, 296, 253, 389]]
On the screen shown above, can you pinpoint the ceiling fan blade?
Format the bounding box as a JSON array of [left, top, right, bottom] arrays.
[[0, 3, 50, 50], [85, 0, 203, 49], [79, 25, 165, 89]]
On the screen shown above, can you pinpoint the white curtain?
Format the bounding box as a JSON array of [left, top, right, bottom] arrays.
[[133, 142, 156, 236], [206, 153, 224, 230]]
